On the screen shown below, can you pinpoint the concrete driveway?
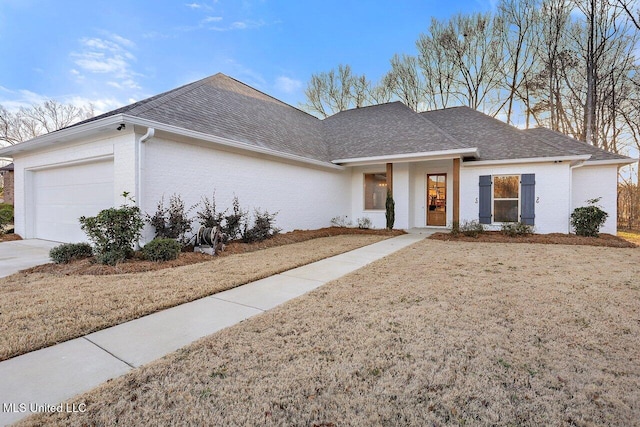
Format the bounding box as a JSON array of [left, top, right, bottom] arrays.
[[0, 239, 60, 278]]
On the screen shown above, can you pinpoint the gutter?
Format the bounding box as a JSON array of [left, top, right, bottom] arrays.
[[567, 160, 587, 233], [332, 148, 479, 166]]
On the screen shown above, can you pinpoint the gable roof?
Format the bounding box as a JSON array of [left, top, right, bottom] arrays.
[[1, 73, 633, 166], [323, 102, 471, 160], [73, 73, 330, 162]]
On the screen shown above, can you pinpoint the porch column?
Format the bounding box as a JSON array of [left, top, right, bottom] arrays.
[[453, 158, 460, 223], [386, 163, 393, 195]]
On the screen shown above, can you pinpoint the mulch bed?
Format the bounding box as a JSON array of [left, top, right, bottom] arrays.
[[429, 231, 637, 248], [22, 227, 404, 276], [0, 233, 21, 242]]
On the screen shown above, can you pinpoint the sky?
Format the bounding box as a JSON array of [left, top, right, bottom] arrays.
[[0, 0, 498, 114]]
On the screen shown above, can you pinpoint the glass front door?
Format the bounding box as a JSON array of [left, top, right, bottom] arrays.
[[427, 174, 446, 226]]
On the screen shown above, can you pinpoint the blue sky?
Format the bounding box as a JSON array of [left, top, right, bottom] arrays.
[[0, 0, 497, 114]]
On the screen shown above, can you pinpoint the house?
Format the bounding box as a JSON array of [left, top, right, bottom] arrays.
[[0, 73, 633, 243]]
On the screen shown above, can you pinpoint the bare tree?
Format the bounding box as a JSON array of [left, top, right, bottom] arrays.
[[385, 54, 424, 111], [302, 65, 374, 117], [0, 100, 94, 146]]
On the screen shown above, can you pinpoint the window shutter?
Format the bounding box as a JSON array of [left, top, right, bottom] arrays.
[[520, 173, 535, 225], [479, 175, 492, 224]]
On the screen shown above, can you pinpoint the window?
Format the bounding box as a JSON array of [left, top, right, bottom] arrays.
[[479, 174, 535, 225], [364, 173, 387, 210], [493, 175, 519, 222]]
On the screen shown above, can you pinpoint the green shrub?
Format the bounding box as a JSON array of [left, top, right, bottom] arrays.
[[147, 194, 194, 245], [501, 222, 534, 237], [460, 220, 485, 238], [49, 242, 93, 264], [571, 198, 608, 237], [142, 238, 182, 262], [80, 192, 144, 265], [196, 193, 227, 229], [385, 189, 395, 230], [0, 203, 13, 234], [222, 196, 246, 241], [241, 209, 280, 243]]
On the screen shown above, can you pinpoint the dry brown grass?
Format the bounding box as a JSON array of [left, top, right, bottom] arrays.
[[618, 230, 640, 245], [21, 240, 640, 426], [431, 231, 637, 248], [0, 234, 388, 362]]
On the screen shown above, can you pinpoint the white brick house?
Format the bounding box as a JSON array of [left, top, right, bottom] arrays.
[[0, 74, 633, 243]]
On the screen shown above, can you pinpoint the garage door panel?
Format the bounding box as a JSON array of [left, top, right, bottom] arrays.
[[32, 160, 114, 242]]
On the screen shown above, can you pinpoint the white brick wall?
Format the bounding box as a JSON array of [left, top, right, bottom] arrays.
[[572, 164, 619, 235], [141, 135, 351, 244], [460, 162, 572, 234], [11, 131, 135, 239]]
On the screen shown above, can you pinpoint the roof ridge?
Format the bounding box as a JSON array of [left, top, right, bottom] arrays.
[[128, 74, 221, 116]]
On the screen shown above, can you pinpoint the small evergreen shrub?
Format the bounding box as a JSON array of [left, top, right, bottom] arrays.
[[95, 249, 129, 266], [501, 222, 534, 237], [223, 196, 247, 240], [385, 189, 395, 230], [196, 193, 227, 229], [147, 194, 194, 245], [241, 209, 280, 243], [571, 198, 609, 237], [49, 242, 93, 264], [0, 203, 13, 234], [142, 238, 182, 262], [80, 192, 144, 265], [357, 217, 372, 229], [330, 216, 352, 227], [460, 220, 485, 238]]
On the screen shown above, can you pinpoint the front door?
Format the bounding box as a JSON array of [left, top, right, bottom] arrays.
[[427, 174, 446, 226]]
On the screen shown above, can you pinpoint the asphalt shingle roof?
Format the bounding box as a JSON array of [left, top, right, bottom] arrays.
[[64, 74, 632, 164], [523, 127, 629, 161], [323, 102, 469, 160]]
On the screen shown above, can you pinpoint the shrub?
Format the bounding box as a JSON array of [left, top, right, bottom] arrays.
[[223, 196, 246, 240], [196, 193, 227, 229], [571, 198, 608, 237], [49, 242, 93, 264], [241, 209, 280, 243], [0, 203, 13, 234], [330, 216, 352, 228], [357, 217, 372, 229], [147, 194, 194, 245], [385, 189, 395, 230], [142, 238, 182, 262], [501, 222, 534, 237], [460, 220, 485, 238], [80, 192, 144, 266]]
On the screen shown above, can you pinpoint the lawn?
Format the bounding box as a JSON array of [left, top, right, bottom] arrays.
[[0, 234, 390, 362], [20, 240, 640, 426]]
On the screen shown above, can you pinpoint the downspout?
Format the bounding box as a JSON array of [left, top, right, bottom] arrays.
[[568, 160, 587, 232], [136, 127, 154, 248]]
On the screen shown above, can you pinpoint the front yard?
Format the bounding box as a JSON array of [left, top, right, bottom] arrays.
[[19, 239, 640, 426], [0, 233, 391, 361]]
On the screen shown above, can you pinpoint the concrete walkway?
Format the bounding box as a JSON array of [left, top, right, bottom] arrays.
[[0, 233, 426, 425], [0, 239, 60, 278]]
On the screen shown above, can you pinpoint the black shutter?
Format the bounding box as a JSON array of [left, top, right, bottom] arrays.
[[479, 175, 492, 224], [520, 174, 535, 225]]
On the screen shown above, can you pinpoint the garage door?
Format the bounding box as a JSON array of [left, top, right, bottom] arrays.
[[32, 160, 114, 242]]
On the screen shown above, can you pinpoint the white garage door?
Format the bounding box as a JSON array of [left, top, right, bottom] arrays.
[[32, 160, 114, 242]]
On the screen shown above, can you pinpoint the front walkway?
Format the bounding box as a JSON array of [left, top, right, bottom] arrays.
[[0, 233, 425, 425]]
